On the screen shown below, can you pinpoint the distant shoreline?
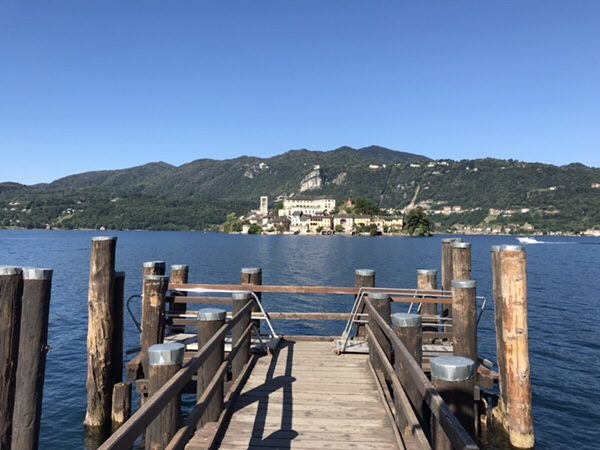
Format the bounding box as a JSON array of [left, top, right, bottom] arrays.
[[0, 226, 596, 238]]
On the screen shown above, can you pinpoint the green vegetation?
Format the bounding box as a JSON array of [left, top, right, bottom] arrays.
[[222, 213, 243, 233], [342, 198, 380, 215], [247, 223, 262, 234], [334, 224, 344, 233], [1, 146, 599, 234], [404, 208, 433, 236]]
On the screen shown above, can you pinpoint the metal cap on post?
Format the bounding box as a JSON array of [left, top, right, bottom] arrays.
[[431, 355, 476, 439], [442, 237, 463, 243], [241, 267, 261, 275], [451, 279, 476, 289], [0, 266, 22, 275], [143, 261, 166, 269], [170, 264, 189, 271], [368, 292, 389, 301], [197, 308, 227, 322], [500, 244, 524, 252], [430, 355, 475, 382], [417, 269, 437, 276], [232, 291, 252, 301], [391, 312, 422, 328], [452, 241, 471, 249], [355, 269, 375, 277], [148, 343, 185, 367]]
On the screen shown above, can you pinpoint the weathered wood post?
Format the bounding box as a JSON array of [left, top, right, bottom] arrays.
[[441, 238, 461, 327], [141, 275, 170, 377], [0, 267, 23, 449], [451, 280, 478, 365], [431, 355, 476, 448], [390, 312, 423, 433], [355, 269, 375, 337], [197, 308, 226, 426], [367, 292, 391, 372], [84, 236, 117, 435], [145, 343, 185, 450], [391, 313, 422, 365], [452, 241, 472, 281], [498, 245, 534, 449], [417, 269, 438, 333], [169, 264, 189, 333], [12, 268, 52, 450], [241, 268, 262, 331], [490, 245, 508, 417], [110, 382, 131, 433], [112, 271, 125, 385], [144, 261, 166, 277], [232, 292, 252, 381]]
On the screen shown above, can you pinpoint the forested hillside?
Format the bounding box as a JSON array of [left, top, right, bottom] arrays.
[[1, 146, 598, 234]]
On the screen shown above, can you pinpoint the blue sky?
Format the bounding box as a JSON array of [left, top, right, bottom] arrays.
[[1, 1, 599, 184]]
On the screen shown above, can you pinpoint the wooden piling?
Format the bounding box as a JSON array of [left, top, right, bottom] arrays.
[[112, 271, 125, 385], [170, 264, 189, 333], [498, 245, 534, 449], [145, 343, 184, 450], [355, 269, 375, 337], [231, 292, 252, 381], [141, 275, 170, 377], [241, 268, 262, 331], [391, 313, 422, 365], [417, 269, 438, 333], [0, 267, 23, 450], [441, 238, 461, 291], [12, 268, 52, 450], [111, 382, 131, 433], [452, 241, 472, 281], [451, 280, 478, 364], [431, 355, 476, 447], [197, 308, 226, 426], [368, 292, 391, 372], [491, 245, 508, 415], [441, 238, 461, 325], [390, 312, 423, 434], [143, 261, 166, 277], [84, 236, 117, 435]]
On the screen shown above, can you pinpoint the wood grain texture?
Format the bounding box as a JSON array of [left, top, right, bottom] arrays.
[[186, 339, 401, 449]]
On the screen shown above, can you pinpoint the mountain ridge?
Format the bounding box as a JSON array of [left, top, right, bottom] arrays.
[[1, 145, 598, 234]]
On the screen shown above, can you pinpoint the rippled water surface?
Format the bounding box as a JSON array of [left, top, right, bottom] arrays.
[[1, 230, 599, 449]]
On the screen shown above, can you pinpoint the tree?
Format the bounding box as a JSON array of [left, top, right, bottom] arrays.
[[404, 208, 433, 236], [223, 212, 243, 233], [316, 226, 323, 233], [348, 198, 380, 215], [334, 224, 344, 233], [247, 223, 262, 234]]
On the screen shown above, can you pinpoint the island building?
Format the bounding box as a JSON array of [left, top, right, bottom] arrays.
[[278, 197, 336, 217], [240, 197, 403, 235], [259, 196, 269, 215]]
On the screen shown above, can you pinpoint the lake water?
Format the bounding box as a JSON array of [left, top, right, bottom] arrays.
[[1, 230, 599, 449]]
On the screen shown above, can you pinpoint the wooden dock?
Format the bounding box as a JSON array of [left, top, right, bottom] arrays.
[[89, 242, 535, 450], [187, 339, 401, 449]]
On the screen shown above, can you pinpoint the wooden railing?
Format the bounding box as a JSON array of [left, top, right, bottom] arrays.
[[100, 299, 255, 449], [364, 298, 478, 450]]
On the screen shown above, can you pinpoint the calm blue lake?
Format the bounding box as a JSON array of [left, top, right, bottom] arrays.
[[1, 230, 599, 449]]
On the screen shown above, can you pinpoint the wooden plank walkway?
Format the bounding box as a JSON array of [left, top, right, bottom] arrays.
[[187, 340, 401, 449]]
